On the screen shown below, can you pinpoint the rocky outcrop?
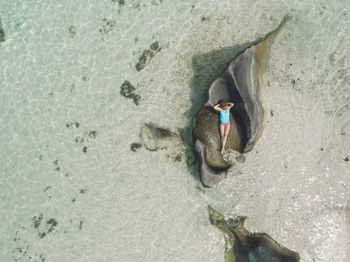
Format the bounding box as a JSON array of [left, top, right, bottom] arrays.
[[141, 122, 181, 151], [193, 15, 291, 187], [208, 206, 300, 262]]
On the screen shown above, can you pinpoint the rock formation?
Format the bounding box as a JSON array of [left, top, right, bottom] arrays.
[[208, 206, 300, 262], [193, 15, 291, 187], [141, 122, 181, 151]]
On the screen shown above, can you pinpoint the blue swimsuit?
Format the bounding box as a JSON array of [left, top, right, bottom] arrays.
[[220, 109, 230, 124]]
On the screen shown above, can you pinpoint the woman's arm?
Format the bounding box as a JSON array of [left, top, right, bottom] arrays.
[[213, 104, 222, 111], [227, 102, 235, 109]]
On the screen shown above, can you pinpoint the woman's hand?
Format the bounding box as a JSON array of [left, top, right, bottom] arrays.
[[213, 104, 222, 111]]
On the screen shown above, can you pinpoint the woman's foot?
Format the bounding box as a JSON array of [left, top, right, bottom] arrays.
[[221, 148, 225, 155]]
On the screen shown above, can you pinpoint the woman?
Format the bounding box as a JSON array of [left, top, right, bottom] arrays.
[[213, 101, 235, 155]]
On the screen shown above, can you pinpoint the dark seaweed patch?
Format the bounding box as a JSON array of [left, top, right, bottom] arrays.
[[75, 136, 84, 143], [79, 221, 83, 230], [151, 0, 163, 6], [112, 0, 125, 6], [130, 142, 142, 152], [69, 25, 76, 38], [99, 18, 116, 40], [46, 218, 58, 233], [135, 41, 162, 71], [174, 154, 182, 162], [120, 80, 141, 105], [150, 41, 160, 51], [80, 188, 87, 194], [53, 160, 60, 171], [201, 16, 210, 22], [88, 130, 97, 138], [74, 129, 97, 153], [136, 50, 154, 71], [66, 122, 79, 129], [32, 215, 58, 239], [39, 232, 46, 239], [12, 230, 46, 261], [33, 214, 43, 229], [0, 19, 5, 43], [118, 0, 125, 6]]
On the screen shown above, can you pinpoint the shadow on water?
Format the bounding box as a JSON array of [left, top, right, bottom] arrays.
[[180, 42, 256, 182]]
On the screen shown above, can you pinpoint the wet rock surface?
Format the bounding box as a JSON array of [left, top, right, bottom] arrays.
[[209, 206, 300, 262], [193, 15, 291, 187]]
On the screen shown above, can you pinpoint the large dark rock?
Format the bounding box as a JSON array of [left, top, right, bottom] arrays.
[[193, 15, 291, 187], [208, 206, 300, 262]]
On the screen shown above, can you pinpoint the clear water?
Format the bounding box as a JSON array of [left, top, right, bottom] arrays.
[[0, 0, 349, 261]]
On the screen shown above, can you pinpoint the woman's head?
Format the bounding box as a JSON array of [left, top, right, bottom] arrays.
[[220, 102, 230, 110]]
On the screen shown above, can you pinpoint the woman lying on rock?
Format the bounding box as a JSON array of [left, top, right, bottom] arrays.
[[213, 102, 235, 155]]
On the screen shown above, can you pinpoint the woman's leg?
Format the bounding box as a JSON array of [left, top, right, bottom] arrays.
[[221, 123, 230, 155], [219, 123, 225, 141]]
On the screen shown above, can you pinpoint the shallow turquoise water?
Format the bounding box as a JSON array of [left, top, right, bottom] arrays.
[[0, 0, 349, 261]]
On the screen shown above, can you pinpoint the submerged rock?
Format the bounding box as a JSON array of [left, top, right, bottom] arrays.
[[193, 15, 291, 187], [141, 122, 180, 151], [208, 206, 300, 262]]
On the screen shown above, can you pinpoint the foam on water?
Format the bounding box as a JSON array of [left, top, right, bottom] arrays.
[[0, 0, 349, 261]]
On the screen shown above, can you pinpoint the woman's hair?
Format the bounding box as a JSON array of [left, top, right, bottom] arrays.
[[220, 102, 230, 109]]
